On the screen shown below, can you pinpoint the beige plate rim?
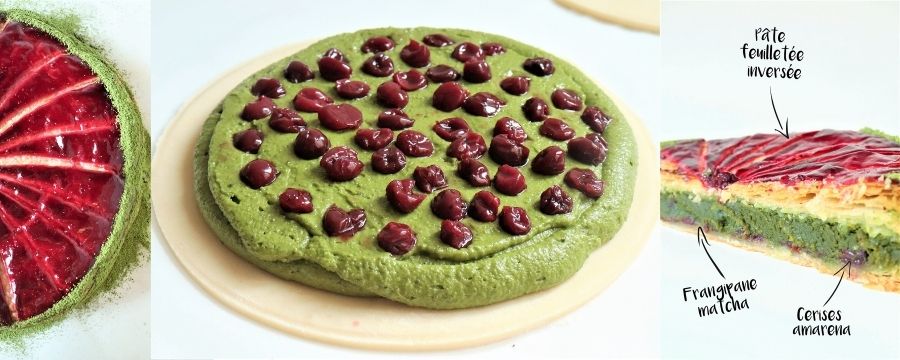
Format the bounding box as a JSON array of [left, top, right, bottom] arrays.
[[152, 41, 658, 352]]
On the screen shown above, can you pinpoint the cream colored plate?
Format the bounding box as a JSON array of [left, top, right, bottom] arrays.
[[152, 41, 658, 351], [556, 0, 660, 33]]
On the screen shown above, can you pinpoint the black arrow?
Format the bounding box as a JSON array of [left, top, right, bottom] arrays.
[[697, 227, 726, 279], [823, 260, 851, 307], [769, 86, 790, 139]]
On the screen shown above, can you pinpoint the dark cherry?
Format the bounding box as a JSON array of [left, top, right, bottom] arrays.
[[392, 69, 428, 91], [240, 159, 277, 189], [362, 53, 395, 77], [319, 104, 362, 131], [586, 132, 608, 151], [462, 59, 491, 83], [233, 129, 264, 153], [250, 77, 286, 98], [395, 130, 434, 157], [371, 147, 407, 174], [241, 97, 275, 121], [423, 34, 454, 47], [432, 82, 468, 112], [568, 136, 607, 165], [440, 220, 473, 249], [293, 87, 334, 113], [377, 222, 417, 255], [457, 158, 491, 187], [400, 40, 430, 68], [489, 134, 530, 167], [493, 117, 527, 143], [354, 128, 393, 150], [500, 76, 530, 96], [319, 146, 364, 181], [539, 185, 573, 215], [499, 206, 531, 235], [581, 106, 612, 133], [284, 61, 314, 83], [361, 36, 394, 53], [376, 81, 410, 108], [447, 132, 487, 160], [377, 108, 415, 129], [426, 65, 461, 83], [481, 42, 505, 56], [451, 42, 484, 62], [531, 146, 566, 175], [335, 79, 370, 99], [463, 92, 505, 117], [413, 165, 448, 193], [468, 191, 500, 222], [431, 189, 468, 220], [323, 205, 365, 237], [269, 107, 306, 133], [564, 168, 604, 198], [522, 97, 550, 122], [539, 118, 575, 141], [386, 179, 426, 213], [279, 188, 314, 213], [318, 56, 352, 81], [523, 57, 555, 76], [551, 89, 583, 111], [322, 48, 347, 63], [433, 117, 470, 141], [493, 165, 526, 196], [294, 128, 330, 159]]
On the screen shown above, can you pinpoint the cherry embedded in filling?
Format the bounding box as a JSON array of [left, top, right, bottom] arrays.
[[241, 96, 276, 121], [500, 76, 530, 96], [354, 128, 394, 151], [413, 165, 448, 193], [493, 165, 526, 195], [386, 179, 426, 213], [377, 108, 415, 130], [468, 190, 500, 222], [362, 53, 395, 77], [432, 82, 468, 112], [317, 56, 352, 82], [493, 117, 527, 143], [499, 206, 531, 235], [431, 189, 468, 220], [250, 77, 286, 99], [581, 106, 612, 133], [323, 205, 366, 238], [400, 40, 430, 68], [279, 188, 314, 214], [457, 158, 491, 187], [284, 61, 314, 83], [361, 36, 394, 53], [551, 89, 583, 111], [568, 136, 607, 165], [531, 146, 567, 175], [539, 185, 573, 215], [451, 42, 484, 62], [268, 107, 306, 133], [293, 87, 334, 113], [522, 97, 550, 122], [318, 104, 362, 131], [481, 42, 505, 56], [319, 146, 364, 181], [334, 79, 371, 99], [489, 134, 530, 167], [0, 20, 128, 323], [523, 57, 555, 76], [433, 117, 470, 141], [462, 59, 491, 83], [233, 129, 264, 153], [395, 130, 434, 157], [423, 34, 454, 47], [539, 118, 575, 141], [322, 48, 348, 63], [463, 92, 505, 117], [293, 127, 330, 159], [371, 146, 407, 174], [392, 69, 428, 91], [447, 132, 487, 160], [376, 222, 417, 255], [425, 65, 461, 83], [240, 159, 278, 189], [565, 168, 604, 198], [376, 81, 410, 109], [440, 220, 474, 249]]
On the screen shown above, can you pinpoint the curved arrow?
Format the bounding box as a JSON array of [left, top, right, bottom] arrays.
[[698, 227, 726, 279]]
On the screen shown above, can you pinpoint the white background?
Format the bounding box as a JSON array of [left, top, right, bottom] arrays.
[[150, 0, 661, 358], [661, 1, 900, 358], [0, 0, 151, 359]]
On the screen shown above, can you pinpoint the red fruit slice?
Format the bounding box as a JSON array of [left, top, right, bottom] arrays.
[[0, 20, 125, 324]]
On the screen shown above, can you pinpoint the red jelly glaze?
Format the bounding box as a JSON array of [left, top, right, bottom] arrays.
[[0, 21, 125, 324], [660, 130, 900, 188]]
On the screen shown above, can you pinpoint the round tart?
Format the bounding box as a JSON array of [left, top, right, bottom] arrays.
[[197, 28, 637, 308], [0, 10, 149, 327]]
